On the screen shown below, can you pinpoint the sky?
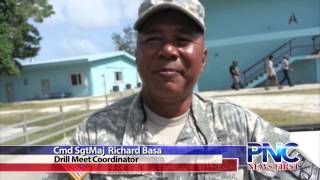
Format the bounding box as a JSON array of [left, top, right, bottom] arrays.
[[33, 0, 142, 61]]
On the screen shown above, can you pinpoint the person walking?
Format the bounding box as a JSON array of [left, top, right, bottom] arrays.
[[265, 55, 282, 90], [229, 60, 243, 90], [279, 56, 294, 86]]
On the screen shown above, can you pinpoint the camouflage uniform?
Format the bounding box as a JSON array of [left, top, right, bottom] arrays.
[[46, 92, 319, 180], [44, 0, 319, 179]]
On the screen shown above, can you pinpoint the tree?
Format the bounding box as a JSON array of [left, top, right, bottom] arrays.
[[0, 0, 54, 76], [112, 26, 136, 55]]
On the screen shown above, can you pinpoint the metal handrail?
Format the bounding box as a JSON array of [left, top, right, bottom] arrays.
[[242, 39, 295, 85], [242, 34, 320, 86], [0, 104, 87, 131], [243, 38, 295, 74], [24, 124, 80, 146], [0, 113, 62, 130], [0, 91, 137, 145], [23, 113, 93, 145], [0, 111, 91, 144], [312, 35, 320, 52]]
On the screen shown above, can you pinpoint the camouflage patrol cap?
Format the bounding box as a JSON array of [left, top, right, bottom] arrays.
[[134, 0, 205, 32]]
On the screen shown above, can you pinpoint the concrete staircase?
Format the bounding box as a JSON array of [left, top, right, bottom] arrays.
[[246, 53, 320, 88], [243, 35, 320, 88]]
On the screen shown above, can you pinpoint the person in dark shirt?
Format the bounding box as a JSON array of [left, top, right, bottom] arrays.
[[229, 60, 243, 90]]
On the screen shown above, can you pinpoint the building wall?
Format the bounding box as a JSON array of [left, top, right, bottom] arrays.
[[90, 57, 139, 96], [199, 0, 320, 91], [290, 59, 320, 84], [253, 58, 320, 87], [203, 0, 319, 40], [0, 63, 91, 102], [0, 54, 139, 102], [317, 58, 320, 83], [201, 39, 289, 90]]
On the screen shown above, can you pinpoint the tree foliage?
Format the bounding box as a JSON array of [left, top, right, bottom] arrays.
[[112, 26, 136, 55], [0, 0, 54, 76]]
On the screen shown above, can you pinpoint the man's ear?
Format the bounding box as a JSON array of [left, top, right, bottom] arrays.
[[201, 48, 208, 71], [134, 49, 138, 64], [135, 49, 142, 74]]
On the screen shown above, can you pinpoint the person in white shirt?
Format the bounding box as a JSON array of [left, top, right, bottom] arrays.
[[279, 56, 294, 86], [264, 55, 282, 90]]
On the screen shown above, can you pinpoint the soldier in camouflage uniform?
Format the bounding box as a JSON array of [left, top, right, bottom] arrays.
[[46, 0, 319, 179]]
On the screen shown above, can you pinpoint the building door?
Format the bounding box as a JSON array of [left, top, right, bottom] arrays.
[[41, 79, 50, 98], [6, 83, 15, 102], [101, 74, 107, 96]]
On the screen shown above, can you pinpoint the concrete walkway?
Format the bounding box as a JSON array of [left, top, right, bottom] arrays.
[[1, 84, 318, 116], [219, 94, 319, 113], [200, 83, 319, 97], [200, 84, 320, 113]]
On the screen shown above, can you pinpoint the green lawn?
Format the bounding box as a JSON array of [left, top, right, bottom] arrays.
[[252, 88, 320, 95], [35, 129, 76, 145], [0, 99, 104, 111], [0, 111, 91, 126], [0, 112, 51, 125], [1, 110, 93, 145], [0, 90, 138, 111], [215, 88, 320, 97], [1, 88, 317, 145], [252, 108, 320, 126]]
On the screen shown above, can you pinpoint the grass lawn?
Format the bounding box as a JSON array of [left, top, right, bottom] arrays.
[[1, 110, 93, 145], [0, 90, 138, 112], [215, 88, 320, 97], [35, 129, 76, 145], [0, 110, 90, 126], [0, 112, 51, 125], [1, 88, 317, 145], [251, 88, 320, 95], [0, 99, 104, 111], [252, 108, 320, 126], [0, 111, 92, 145]]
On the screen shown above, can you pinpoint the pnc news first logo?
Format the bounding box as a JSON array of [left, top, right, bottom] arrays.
[[247, 142, 300, 170]]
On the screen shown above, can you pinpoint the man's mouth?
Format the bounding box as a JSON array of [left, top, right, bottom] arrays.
[[156, 68, 183, 77]]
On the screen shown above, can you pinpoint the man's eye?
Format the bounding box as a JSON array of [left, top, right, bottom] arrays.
[[145, 37, 161, 42], [176, 38, 191, 46]]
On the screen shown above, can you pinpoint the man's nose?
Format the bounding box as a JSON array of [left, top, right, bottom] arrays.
[[159, 43, 179, 61]]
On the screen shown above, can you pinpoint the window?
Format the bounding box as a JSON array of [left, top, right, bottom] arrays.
[[113, 85, 120, 92], [23, 78, 28, 86], [115, 72, 123, 82], [70, 74, 84, 86], [126, 84, 132, 90]]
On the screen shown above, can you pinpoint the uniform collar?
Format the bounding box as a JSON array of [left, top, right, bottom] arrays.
[[190, 93, 216, 144], [122, 93, 145, 145], [121, 92, 215, 145]]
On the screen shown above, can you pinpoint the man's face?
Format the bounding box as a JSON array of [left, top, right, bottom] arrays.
[[136, 10, 207, 100]]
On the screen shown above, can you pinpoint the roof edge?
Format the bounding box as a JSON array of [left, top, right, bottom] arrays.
[[20, 51, 135, 67]]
